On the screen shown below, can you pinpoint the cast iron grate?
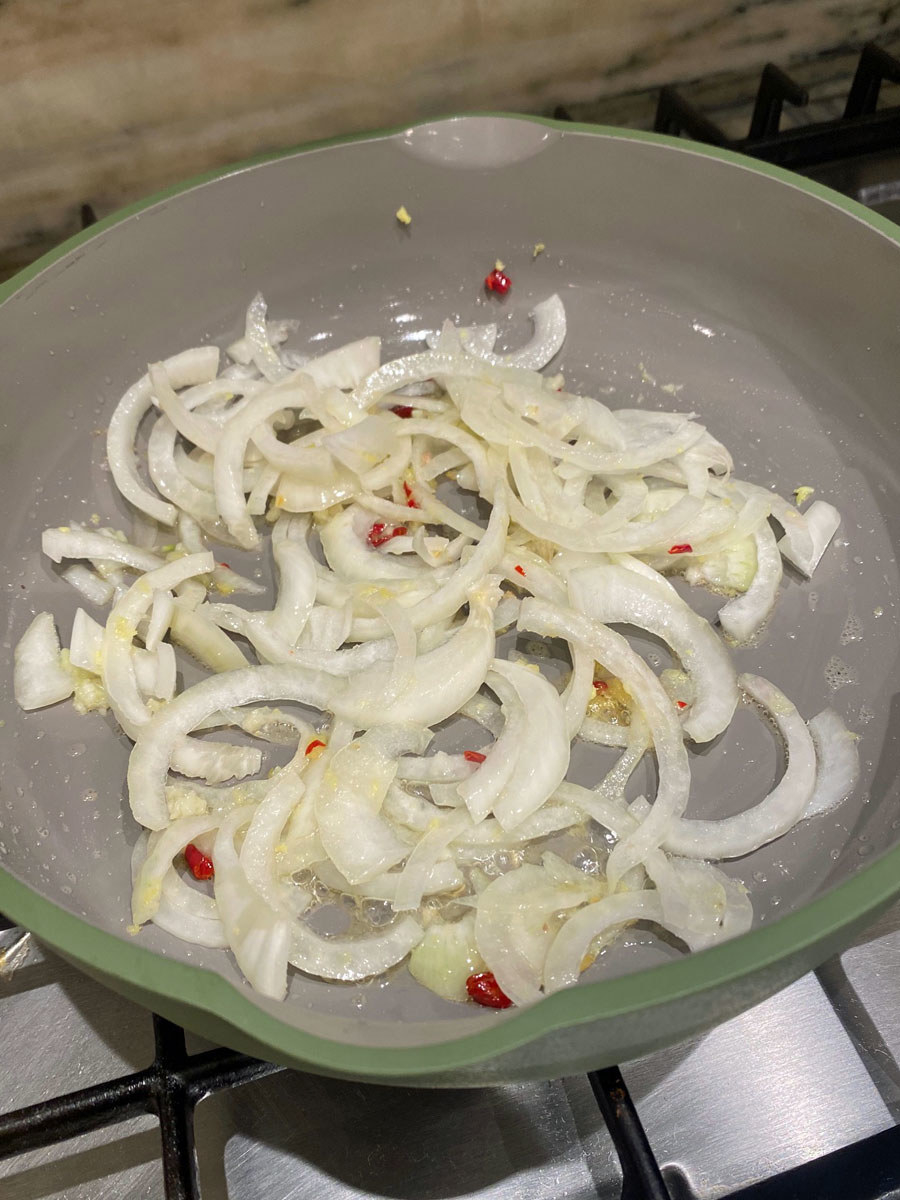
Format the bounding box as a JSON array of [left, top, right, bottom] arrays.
[[555, 41, 900, 172], [0, 1010, 897, 1199]]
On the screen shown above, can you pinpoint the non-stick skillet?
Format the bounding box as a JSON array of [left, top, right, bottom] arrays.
[[0, 115, 897, 1086]]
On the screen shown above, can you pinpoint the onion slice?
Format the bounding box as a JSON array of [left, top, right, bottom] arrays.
[[803, 709, 860, 819], [718, 521, 782, 643], [569, 565, 738, 743], [663, 674, 817, 859], [13, 613, 73, 710]]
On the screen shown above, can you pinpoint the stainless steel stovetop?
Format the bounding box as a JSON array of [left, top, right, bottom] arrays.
[[1, 901, 899, 1199]]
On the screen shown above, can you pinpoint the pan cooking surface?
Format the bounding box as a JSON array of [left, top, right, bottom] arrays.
[[0, 118, 897, 1061]]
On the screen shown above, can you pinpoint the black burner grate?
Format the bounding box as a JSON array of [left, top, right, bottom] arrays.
[[0, 1015, 281, 1200], [556, 41, 900, 173], [0, 1010, 897, 1199]]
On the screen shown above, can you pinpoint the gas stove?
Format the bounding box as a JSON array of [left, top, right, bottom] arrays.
[[2, 904, 898, 1199], [2, 43, 900, 1200]]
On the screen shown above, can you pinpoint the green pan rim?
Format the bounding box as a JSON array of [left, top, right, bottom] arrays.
[[1, 112, 898, 1079]]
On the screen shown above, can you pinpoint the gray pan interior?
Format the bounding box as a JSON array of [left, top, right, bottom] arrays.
[[0, 117, 898, 1072]]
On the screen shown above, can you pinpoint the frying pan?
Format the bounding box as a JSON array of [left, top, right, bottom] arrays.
[[0, 115, 898, 1087]]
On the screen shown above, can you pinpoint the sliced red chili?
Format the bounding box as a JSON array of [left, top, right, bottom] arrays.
[[403, 481, 419, 508], [367, 523, 408, 548], [593, 679, 609, 691], [305, 738, 327, 755], [514, 564, 526, 576], [391, 404, 414, 418], [184, 842, 214, 881], [676, 700, 688, 709], [466, 971, 512, 1008], [668, 543, 693, 555], [217, 562, 231, 570], [484, 268, 511, 296], [464, 750, 486, 763]]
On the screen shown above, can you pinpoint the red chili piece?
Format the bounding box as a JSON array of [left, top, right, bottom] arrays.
[[668, 543, 693, 555], [484, 268, 511, 296], [676, 700, 688, 709], [514, 564, 526, 576], [466, 971, 513, 1009], [391, 404, 414, 418], [184, 843, 214, 881], [305, 738, 327, 755], [367, 523, 408, 548], [217, 562, 231, 570], [464, 750, 486, 763], [403, 481, 419, 508], [593, 679, 609, 692]]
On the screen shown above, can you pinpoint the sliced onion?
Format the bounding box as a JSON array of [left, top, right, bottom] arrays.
[[542, 891, 663, 994], [335, 580, 499, 727], [348, 488, 509, 641], [427, 323, 497, 356], [244, 294, 290, 383], [469, 295, 566, 371], [474, 860, 605, 1006], [314, 857, 464, 901], [316, 726, 427, 886], [42, 528, 163, 574], [456, 669, 525, 823], [480, 658, 570, 831], [518, 598, 690, 887], [577, 718, 630, 748], [69, 608, 104, 671], [803, 709, 860, 819], [169, 602, 250, 672], [152, 869, 228, 948], [717, 521, 782, 643], [392, 809, 472, 912], [149, 363, 223, 455], [396, 751, 477, 784], [778, 500, 841, 576], [102, 553, 214, 730], [214, 805, 293, 1000], [288, 915, 423, 982], [663, 674, 817, 859], [451, 802, 582, 851], [61, 564, 115, 607], [240, 768, 310, 915], [298, 337, 381, 391], [168, 737, 262, 786], [14, 612, 73, 710], [408, 913, 486, 1002], [106, 347, 219, 525], [24, 289, 849, 1006], [213, 377, 317, 548], [569, 564, 739, 743], [319, 504, 426, 582], [132, 813, 222, 924], [128, 664, 341, 829]]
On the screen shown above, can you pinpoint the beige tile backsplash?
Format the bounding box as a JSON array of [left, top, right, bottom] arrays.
[[1, 0, 899, 273]]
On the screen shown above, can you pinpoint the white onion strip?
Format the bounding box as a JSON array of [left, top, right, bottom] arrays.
[[662, 674, 817, 859]]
